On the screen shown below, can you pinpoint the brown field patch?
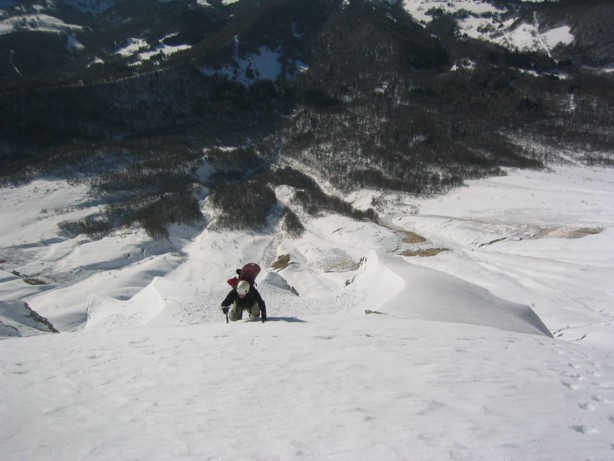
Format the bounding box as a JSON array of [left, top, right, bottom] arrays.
[[398, 231, 427, 244], [566, 227, 603, 239], [401, 248, 448, 257], [271, 254, 291, 270]]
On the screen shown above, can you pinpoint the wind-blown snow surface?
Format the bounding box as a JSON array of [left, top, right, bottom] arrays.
[[1, 165, 614, 460]]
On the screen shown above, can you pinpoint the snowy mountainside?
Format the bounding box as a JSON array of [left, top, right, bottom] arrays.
[[2, 0, 614, 203], [1, 164, 614, 459], [1, 0, 614, 457], [0, 0, 610, 81], [4, 0, 613, 211], [1, 165, 612, 341], [403, 0, 574, 55], [4, 312, 614, 460]]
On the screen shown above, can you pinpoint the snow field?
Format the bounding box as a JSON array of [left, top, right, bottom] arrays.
[[1, 316, 613, 460]]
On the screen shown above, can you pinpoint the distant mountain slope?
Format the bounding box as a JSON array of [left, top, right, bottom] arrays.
[[1, 0, 612, 83], [0, 0, 613, 239]]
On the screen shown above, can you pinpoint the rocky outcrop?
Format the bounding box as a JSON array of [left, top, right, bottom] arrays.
[[0, 300, 59, 338]]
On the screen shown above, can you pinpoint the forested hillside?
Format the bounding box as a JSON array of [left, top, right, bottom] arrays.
[[1, 0, 613, 237]]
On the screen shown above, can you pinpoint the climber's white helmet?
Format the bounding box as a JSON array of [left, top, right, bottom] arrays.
[[236, 280, 250, 296]]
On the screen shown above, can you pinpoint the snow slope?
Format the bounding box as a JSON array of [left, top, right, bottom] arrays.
[[392, 166, 614, 346], [0, 0, 577, 71], [3, 314, 613, 461], [1, 164, 614, 459]]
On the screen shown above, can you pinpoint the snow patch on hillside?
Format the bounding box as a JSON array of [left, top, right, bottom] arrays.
[[542, 25, 574, 49], [403, 0, 573, 55], [403, 0, 502, 25], [201, 43, 283, 87], [0, 13, 82, 35], [114, 36, 192, 65]]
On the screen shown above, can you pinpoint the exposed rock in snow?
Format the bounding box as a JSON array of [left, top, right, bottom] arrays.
[[0, 300, 58, 338]]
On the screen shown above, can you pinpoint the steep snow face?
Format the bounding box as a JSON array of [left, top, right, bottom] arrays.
[[2, 304, 614, 460]]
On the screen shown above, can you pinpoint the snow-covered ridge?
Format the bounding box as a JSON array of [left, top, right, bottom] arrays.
[[2, 164, 612, 342], [82, 249, 552, 337], [354, 251, 552, 336]]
